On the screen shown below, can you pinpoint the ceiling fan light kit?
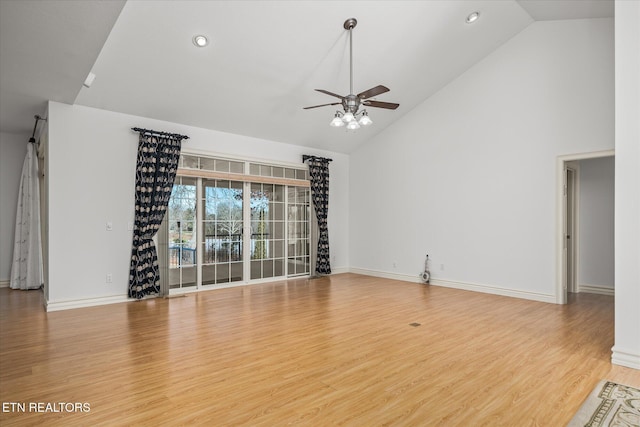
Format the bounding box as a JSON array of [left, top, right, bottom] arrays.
[[304, 17, 399, 131], [330, 112, 345, 127]]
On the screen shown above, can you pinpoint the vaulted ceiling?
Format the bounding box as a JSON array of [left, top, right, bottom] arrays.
[[0, 0, 613, 153]]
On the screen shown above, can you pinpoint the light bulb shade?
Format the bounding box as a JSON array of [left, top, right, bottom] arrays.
[[342, 112, 355, 122], [330, 116, 345, 127], [346, 120, 360, 130], [359, 111, 372, 126]]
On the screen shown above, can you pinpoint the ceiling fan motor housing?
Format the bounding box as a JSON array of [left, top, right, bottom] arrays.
[[343, 94, 361, 114]]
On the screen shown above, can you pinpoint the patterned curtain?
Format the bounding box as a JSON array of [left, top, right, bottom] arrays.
[[305, 156, 332, 275], [10, 143, 43, 290], [129, 132, 185, 299]]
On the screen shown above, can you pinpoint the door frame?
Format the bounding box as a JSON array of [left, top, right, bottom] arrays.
[[564, 163, 579, 294], [555, 149, 614, 304]]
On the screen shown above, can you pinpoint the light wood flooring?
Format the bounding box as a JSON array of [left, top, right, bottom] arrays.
[[1, 273, 639, 426]]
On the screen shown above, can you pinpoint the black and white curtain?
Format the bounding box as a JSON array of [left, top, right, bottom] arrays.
[[129, 131, 186, 299], [304, 156, 331, 275]]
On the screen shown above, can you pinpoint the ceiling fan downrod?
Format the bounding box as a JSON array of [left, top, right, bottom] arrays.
[[344, 18, 357, 96]]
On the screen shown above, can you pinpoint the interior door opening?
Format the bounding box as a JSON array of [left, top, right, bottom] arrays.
[[557, 150, 615, 304]]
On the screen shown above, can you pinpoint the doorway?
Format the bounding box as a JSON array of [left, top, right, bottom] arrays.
[[556, 150, 615, 304]]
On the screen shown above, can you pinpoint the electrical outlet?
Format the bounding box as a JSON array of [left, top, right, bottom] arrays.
[[393, 262, 397, 268], [106, 221, 113, 231], [106, 273, 112, 283], [440, 264, 445, 271]]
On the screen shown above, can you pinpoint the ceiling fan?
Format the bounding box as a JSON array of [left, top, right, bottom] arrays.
[[304, 18, 399, 130]]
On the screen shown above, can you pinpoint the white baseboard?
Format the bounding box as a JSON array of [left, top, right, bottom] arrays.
[[45, 294, 133, 312], [611, 346, 640, 369], [330, 267, 350, 275], [579, 284, 615, 296], [430, 278, 557, 304], [349, 267, 422, 284], [46, 273, 345, 311], [0, 280, 9, 288], [349, 267, 556, 304]]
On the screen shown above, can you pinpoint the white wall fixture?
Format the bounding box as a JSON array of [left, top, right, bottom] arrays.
[[83, 72, 96, 88]]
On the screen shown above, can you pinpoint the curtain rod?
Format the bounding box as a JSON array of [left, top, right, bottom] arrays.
[[131, 127, 189, 140], [302, 155, 333, 163], [29, 115, 47, 143]]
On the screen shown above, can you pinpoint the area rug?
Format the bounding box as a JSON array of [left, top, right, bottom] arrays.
[[567, 380, 640, 426]]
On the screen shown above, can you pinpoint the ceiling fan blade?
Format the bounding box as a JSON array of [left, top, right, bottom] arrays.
[[303, 102, 342, 110], [357, 85, 390, 99], [315, 89, 345, 100], [362, 100, 400, 110]]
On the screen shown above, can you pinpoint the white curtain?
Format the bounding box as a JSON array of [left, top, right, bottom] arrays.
[[10, 143, 43, 290]]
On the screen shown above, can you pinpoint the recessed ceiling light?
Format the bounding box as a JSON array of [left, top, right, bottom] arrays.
[[192, 35, 209, 47], [466, 12, 480, 24]]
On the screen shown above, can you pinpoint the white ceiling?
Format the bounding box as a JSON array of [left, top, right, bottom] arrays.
[[0, 0, 126, 133], [517, 0, 613, 20], [0, 0, 614, 153]]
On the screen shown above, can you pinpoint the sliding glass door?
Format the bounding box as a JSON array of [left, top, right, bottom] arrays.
[[165, 154, 311, 292]]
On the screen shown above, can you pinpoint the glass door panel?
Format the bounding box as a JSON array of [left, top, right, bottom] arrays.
[[250, 183, 286, 279], [287, 186, 310, 276], [168, 177, 197, 289], [202, 179, 243, 285]]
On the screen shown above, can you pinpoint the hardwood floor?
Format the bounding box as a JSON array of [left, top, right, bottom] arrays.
[[1, 273, 638, 426]]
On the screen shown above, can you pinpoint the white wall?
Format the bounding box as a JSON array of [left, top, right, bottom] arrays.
[[349, 18, 614, 301], [578, 156, 614, 291], [46, 101, 349, 304], [613, 0, 640, 369], [0, 132, 28, 283]]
